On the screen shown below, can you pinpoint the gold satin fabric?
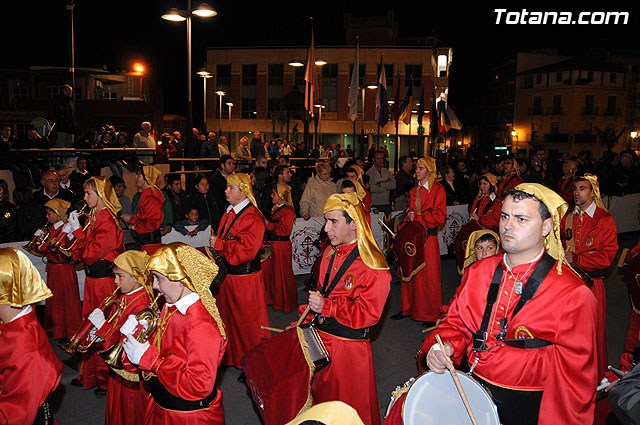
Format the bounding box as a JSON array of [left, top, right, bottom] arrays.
[[477, 173, 498, 197], [417, 156, 437, 189], [45, 199, 71, 222], [579, 173, 606, 211], [114, 250, 153, 299], [89, 176, 122, 220], [227, 173, 259, 212], [276, 183, 294, 208], [0, 247, 52, 307], [463, 229, 501, 272], [142, 165, 163, 192]]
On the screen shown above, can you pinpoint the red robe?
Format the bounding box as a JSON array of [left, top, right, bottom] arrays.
[[0, 309, 63, 424], [214, 203, 270, 368], [498, 173, 524, 198], [138, 299, 226, 425], [266, 205, 298, 313], [129, 187, 165, 254], [424, 254, 598, 425], [623, 239, 640, 365], [34, 223, 82, 339], [72, 208, 124, 389], [561, 205, 618, 380], [469, 193, 503, 231], [557, 176, 574, 205], [298, 241, 391, 425], [398, 181, 447, 321], [96, 287, 152, 425]]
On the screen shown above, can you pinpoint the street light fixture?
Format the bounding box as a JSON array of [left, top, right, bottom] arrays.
[[288, 59, 305, 67], [162, 1, 217, 140], [314, 58, 327, 66], [198, 69, 212, 131], [226, 102, 233, 140], [215, 90, 226, 135]]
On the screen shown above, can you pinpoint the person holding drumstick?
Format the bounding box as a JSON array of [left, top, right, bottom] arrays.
[[426, 184, 598, 425], [297, 192, 390, 425]]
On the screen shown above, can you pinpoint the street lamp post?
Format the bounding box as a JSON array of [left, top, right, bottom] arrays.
[[631, 131, 638, 151], [315, 104, 325, 148], [215, 90, 226, 136], [162, 2, 217, 139], [134, 63, 144, 100], [198, 70, 212, 131], [226, 102, 233, 141]]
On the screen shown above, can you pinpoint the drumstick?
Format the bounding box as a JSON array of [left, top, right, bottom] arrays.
[[421, 324, 438, 333], [378, 219, 396, 239], [617, 248, 629, 268], [261, 326, 284, 333], [296, 306, 311, 327], [436, 334, 478, 425]]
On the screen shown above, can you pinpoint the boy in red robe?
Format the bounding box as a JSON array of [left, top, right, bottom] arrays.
[[0, 248, 63, 424]]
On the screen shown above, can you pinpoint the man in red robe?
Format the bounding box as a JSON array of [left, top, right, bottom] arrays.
[[64, 176, 124, 391], [426, 184, 598, 425], [265, 184, 298, 313], [121, 165, 164, 254], [497, 156, 524, 198], [561, 174, 618, 381], [89, 250, 154, 425], [212, 173, 270, 371], [392, 157, 446, 325], [121, 243, 227, 425], [0, 248, 63, 424], [298, 192, 391, 425]]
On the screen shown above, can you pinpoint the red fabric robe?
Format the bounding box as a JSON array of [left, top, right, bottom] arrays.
[[561, 205, 618, 380], [298, 241, 391, 425], [214, 203, 270, 368], [96, 287, 152, 425], [469, 193, 503, 231], [72, 208, 124, 389], [424, 254, 598, 425], [138, 300, 226, 425], [557, 176, 574, 205], [266, 205, 298, 313], [398, 181, 447, 321], [497, 173, 524, 198], [0, 309, 63, 424], [129, 187, 165, 253], [34, 223, 82, 339]]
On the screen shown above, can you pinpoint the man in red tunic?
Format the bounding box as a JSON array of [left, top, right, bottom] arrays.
[[88, 250, 154, 425], [121, 242, 227, 425], [561, 174, 618, 381], [211, 173, 270, 371], [64, 176, 124, 391], [392, 157, 446, 325], [557, 160, 577, 205], [265, 183, 298, 313], [426, 183, 598, 425], [298, 192, 390, 425], [497, 156, 524, 198], [32, 198, 82, 341], [0, 248, 63, 424], [121, 165, 165, 254]]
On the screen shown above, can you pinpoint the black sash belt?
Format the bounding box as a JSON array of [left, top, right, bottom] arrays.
[[86, 259, 114, 278], [265, 230, 290, 242], [427, 227, 438, 236], [147, 376, 217, 412], [224, 255, 261, 275], [473, 253, 555, 353], [132, 228, 161, 246]]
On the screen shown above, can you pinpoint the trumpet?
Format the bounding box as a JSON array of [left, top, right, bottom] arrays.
[[23, 225, 51, 252], [49, 204, 92, 254], [60, 287, 122, 356], [100, 293, 161, 369]]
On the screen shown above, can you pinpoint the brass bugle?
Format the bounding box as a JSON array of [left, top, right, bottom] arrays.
[[50, 204, 91, 254], [60, 287, 121, 356], [23, 225, 51, 252], [100, 293, 161, 370]]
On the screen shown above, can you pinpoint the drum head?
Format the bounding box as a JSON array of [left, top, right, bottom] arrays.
[[402, 371, 499, 425]]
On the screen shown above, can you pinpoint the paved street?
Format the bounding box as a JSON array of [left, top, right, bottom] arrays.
[[49, 232, 637, 424]]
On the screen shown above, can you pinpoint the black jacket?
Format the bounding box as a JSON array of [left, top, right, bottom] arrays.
[[0, 200, 17, 243], [54, 93, 75, 134], [187, 191, 219, 230]]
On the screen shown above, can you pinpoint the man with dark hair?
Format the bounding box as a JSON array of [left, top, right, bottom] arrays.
[[393, 155, 415, 211], [54, 84, 75, 148], [426, 184, 598, 425], [211, 155, 235, 218], [163, 174, 188, 225], [254, 155, 268, 170], [497, 156, 525, 198]]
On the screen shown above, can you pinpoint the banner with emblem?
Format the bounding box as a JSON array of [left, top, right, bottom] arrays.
[[291, 218, 326, 275]]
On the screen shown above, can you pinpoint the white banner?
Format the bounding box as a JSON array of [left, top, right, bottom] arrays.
[[161, 225, 212, 247], [290, 218, 325, 275], [605, 194, 640, 233], [438, 204, 470, 255]]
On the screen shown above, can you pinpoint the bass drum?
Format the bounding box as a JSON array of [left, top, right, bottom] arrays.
[[384, 371, 499, 425]]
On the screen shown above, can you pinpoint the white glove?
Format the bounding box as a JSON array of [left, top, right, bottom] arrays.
[[61, 223, 73, 234], [119, 314, 138, 336], [66, 232, 75, 241], [138, 319, 149, 331], [34, 229, 44, 237], [88, 308, 106, 330], [89, 327, 103, 343], [68, 210, 81, 232], [123, 334, 150, 365]]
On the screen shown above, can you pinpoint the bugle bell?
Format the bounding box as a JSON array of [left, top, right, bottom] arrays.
[[49, 204, 91, 254], [60, 287, 121, 356], [23, 225, 51, 252], [100, 294, 161, 369]]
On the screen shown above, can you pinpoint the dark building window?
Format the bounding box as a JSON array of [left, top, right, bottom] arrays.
[[294, 67, 305, 87], [404, 64, 422, 88], [216, 64, 231, 86], [268, 64, 283, 86], [552, 95, 562, 114], [242, 64, 257, 86], [242, 98, 257, 119], [349, 64, 366, 87], [610, 73, 617, 83]]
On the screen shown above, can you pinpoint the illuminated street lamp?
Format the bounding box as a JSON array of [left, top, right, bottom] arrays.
[[198, 69, 212, 131], [162, 2, 217, 136], [631, 130, 638, 150], [315, 103, 325, 147], [134, 63, 144, 100], [226, 102, 233, 140], [215, 90, 226, 136]]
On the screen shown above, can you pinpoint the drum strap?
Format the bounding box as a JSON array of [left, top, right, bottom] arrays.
[[482, 196, 496, 216], [473, 253, 554, 353], [320, 246, 360, 297], [218, 203, 251, 239]]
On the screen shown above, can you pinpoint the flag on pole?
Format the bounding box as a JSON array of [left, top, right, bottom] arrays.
[[348, 40, 359, 122], [430, 91, 439, 140], [392, 67, 402, 127], [375, 57, 388, 127], [448, 107, 462, 130], [398, 83, 412, 126], [417, 85, 425, 126], [304, 29, 319, 117], [438, 100, 451, 132]]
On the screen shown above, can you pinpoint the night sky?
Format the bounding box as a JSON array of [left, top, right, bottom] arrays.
[[5, 2, 640, 125]]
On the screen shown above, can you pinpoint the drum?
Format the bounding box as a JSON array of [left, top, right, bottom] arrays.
[[384, 371, 499, 425]]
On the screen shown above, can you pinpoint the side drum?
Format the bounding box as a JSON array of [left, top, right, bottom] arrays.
[[384, 371, 499, 425]]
